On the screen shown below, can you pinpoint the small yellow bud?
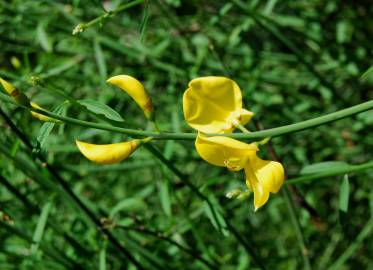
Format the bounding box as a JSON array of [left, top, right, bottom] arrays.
[[30, 102, 61, 123], [76, 139, 141, 164], [72, 23, 84, 35], [10, 56, 21, 69], [226, 188, 243, 199], [107, 75, 153, 119], [0, 77, 30, 106], [0, 77, 16, 95]]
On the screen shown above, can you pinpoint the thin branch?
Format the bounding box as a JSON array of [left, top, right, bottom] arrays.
[[1, 95, 372, 141], [72, 0, 145, 35], [286, 161, 373, 185]]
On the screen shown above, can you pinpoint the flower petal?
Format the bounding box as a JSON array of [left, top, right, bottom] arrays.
[[240, 109, 254, 126], [0, 77, 30, 106], [244, 166, 267, 210], [76, 140, 139, 164], [245, 157, 285, 210], [195, 133, 258, 171], [30, 102, 61, 123], [107, 75, 153, 119], [183, 76, 247, 133], [0, 77, 16, 95]]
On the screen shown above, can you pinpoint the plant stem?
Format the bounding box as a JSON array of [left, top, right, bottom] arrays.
[[1, 95, 372, 141], [73, 0, 145, 34], [282, 188, 312, 270], [286, 161, 373, 185], [327, 217, 373, 270]]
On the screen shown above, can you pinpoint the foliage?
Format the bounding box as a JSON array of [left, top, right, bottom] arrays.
[[0, 0, 372, 269]]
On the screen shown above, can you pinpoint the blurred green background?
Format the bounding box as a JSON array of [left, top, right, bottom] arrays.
[[0, 0, 372, 269]]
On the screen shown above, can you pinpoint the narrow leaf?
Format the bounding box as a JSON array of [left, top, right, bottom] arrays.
[[158, 179, 172, 216], [361, 66, 373, 80], [300, 161, 350, 175], [109, 198, 146, 218], [37, 23, 52, 53], [31, 199, 53, 254], [203, 200, 229, 236], [139, 0, 149, 43], [339, 174, 350, 213], [37, 102, 68, 149], [79, 99, 124, 122], [94, 38, 107, 81]]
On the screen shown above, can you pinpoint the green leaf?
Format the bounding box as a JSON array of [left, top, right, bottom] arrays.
[[78, 99, 124, 122], [300, 161, 350, 175], [158, 179, 172, 216], [94, 39, 107, 81], [99, 241, 107, 270], [139, 0, 150, 43], [203, 200, 229, 236], [36, 102, 68, 149], [37, 23, 52, 53], [109, 198, 146, 218], [361, 66, 373, 81], [339, 174, 350, 213], [31, 198, 53, 254]]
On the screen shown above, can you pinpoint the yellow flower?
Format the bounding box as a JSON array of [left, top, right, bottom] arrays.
[[107, 75, 153, 120], [195, 133, 284, 210], [183, 77, 253, 134], [195, 133, 258, 171], [76, 140, 141, 165], [244, 158, 284, 211]]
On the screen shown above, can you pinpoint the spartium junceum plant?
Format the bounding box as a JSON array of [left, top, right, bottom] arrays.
[[1, 75, 284, 211], [79, 75, 285, 211]]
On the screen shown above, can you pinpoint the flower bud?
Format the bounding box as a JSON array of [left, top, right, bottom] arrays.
[[107, 75, 153, 120], [0, 77, 30, 106], [76, 139, 141, 164], [30, 102, 61, 123]]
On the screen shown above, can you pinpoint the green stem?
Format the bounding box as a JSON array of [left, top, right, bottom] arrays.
[[73, 0, 145, 34], [286, 161, 373, 185], [2, 95, 372, 141], [327, 217, 373, 270], [282, 188, 312, 270]]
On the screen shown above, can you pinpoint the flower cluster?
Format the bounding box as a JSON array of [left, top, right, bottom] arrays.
[[183, 77, 284, 210]]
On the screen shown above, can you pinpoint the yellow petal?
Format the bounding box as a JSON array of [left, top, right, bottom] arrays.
[[195, 133, 258, 171], [239, 109, 254, 126], [76, 140, 139, 164], [245, 157, 285, 210], [0, 77, 30, 105], [183, 76, 253, 133], [107, 75, 153, 119], [0, 77, 16, 95], [30, 102, 61, 123]]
